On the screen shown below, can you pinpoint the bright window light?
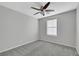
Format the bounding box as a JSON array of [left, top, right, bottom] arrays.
[[47, 19, 57, 36]]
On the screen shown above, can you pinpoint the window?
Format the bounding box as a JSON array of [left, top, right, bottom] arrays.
[[47, 19, 57, 36]]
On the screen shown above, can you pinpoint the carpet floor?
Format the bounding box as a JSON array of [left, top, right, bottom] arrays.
[[0, 40, 78, 56]]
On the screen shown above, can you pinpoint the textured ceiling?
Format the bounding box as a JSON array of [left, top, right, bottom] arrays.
[[0, 2, 79, 19]]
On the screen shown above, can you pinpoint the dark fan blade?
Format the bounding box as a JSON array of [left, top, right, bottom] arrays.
[[33, 12, 40, 15], [45, 10, 55, 12], [31, 7, 41, 11], [43, 2, 50, 9]]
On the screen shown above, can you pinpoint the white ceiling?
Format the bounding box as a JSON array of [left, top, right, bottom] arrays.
[[0, 2, 79, 19]]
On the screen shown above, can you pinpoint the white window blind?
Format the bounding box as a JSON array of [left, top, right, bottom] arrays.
[[47, 19, 57, 36]]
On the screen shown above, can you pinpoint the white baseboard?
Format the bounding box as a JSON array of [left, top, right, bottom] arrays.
[[0, 39, 38, 53], [40, 39, 75, 48]]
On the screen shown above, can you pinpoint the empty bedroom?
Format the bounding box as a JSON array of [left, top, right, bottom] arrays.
[[0, 2, 79, 56]]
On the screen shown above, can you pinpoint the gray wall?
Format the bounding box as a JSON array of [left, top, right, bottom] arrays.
[[0, 6, 38, 53], [76, 4, 79, 54], [39, 10, 76, 48]]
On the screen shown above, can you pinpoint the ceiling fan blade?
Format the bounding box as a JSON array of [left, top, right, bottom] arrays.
[[33, 11, 45, 16], [33, 12, 40, 15], [45, 10, 55, 12], [31, 7, 41, 11], [43, 2, 50, 9]]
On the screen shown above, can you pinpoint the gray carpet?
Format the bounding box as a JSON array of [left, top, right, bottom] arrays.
[[0, 40, 78, 56]]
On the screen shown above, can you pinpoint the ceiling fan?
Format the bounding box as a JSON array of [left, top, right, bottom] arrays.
[[31, 2, 55, 16]]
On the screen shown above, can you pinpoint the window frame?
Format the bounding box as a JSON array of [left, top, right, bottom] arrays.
[[46, 19, 57, 36]]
